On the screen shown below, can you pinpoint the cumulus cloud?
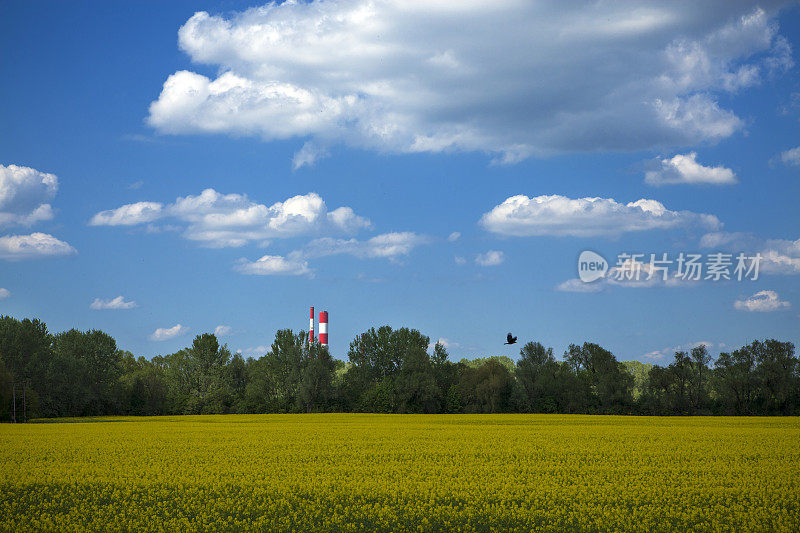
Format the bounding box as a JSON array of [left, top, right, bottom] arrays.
[[326, 206, 372, 233], [557, 256, 697, 292], [431, 338, 460, 351], [147, 3, 789, 164], [454, 255, 466, 265], [235, 252, 311, 276], [90, 202, 163, 226], [779, 146, 800, 166], [90, 296, 137, 310], [0, 166, 75, 260], [304, 232, 429, 259], [0, 233, 76, 260], [447, 232, 461, 242], [90, 189, 370, 248], [0, 164, 58, 227], [645, 152, 737, 185], [700, 231, 800, 274], [237, 345, 268, 357], [292, 141, 330, 170], [150, 324, 190, 341], [643, 341, 715, 360], [556, 279, 604, 293], [481, 194, 720, 238], [214, 325, 233, 336], [734, 290, 790, 312], [0, 288, 9, 300], [475, 250, 505, 267], [235, 231, 428, 275]]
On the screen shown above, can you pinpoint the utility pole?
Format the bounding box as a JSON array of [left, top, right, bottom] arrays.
[[11, 380, 16, 423], [23, 382, 27, 423]]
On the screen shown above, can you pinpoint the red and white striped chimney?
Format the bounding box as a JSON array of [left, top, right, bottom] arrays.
[[319, 311, 329, 347], [309, 306, 315, 343]]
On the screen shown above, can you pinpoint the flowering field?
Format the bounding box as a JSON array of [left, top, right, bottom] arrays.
[[1, 415, 798, 532]]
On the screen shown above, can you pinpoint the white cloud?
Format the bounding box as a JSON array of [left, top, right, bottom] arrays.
[[700, 232, 800, 274], [698, 231, 750, 249], [292, 141, 330, 170], [481, 194, 720, 238], [214, 325, 233, 336], [90, 296, 137, 310], [779, 146, 800, 166], [237, 345, 268, 357], [305, 232, 429, 259], [734, 290, 790, 312], [556, 278, 604, 293], [644, 341, 715, 360], [235, 231, 428, 275], [90, 189, 370, 248], [90, 202, 163, 226], [431, 338, 460, 350], [0, 233, 76, 260], [235, 252, 311, 276], [475, 250, 505, 266], [447, 232, 461, 242], [454, 255, 466, 265], [150, 324, 190, 341], [557, 256, 697, 292], [605, 258, 696, 288], [147, 3, 789, 164], [0, 288, 9, 300], [327, 206, 372, 233], [760, 241, 800, 274], [0, 164, 58, 227], [645, 152, 736, 185]]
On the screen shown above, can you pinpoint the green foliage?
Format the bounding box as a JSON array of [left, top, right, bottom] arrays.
[[298, 344, 336, 413], [394, 344, 439, 413], [459, 355, 516, 373], [0, 314, 798, 419], [458, 359, 518, 413], [621, 360, 653, 401], [564, 342, 634, 414]]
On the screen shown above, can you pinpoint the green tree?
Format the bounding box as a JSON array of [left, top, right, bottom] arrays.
[[263, 329, 306, 412], [714, 347, 757, 415], [565, 343, 633, 414], [0, 316, 51, 417], [458, 359, 516, 413], [621, 360, 653, 402], [298, 343, 336, 413], [752, 339, 799, 415], [516, 342, 559, 413], [118, 353, 168, 415], [394, 344, 439, 413], [50, 329, 123, 416], [346, 326, 431, 412], [689, 345, 713, 414]]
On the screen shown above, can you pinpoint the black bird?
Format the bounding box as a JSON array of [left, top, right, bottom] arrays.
[[504, 332, 517, 345]]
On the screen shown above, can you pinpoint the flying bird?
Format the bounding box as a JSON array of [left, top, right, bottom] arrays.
[[504, 333, 517, 345]]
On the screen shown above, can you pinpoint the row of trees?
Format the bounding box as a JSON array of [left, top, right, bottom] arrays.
[[1, 315, 798, 419]]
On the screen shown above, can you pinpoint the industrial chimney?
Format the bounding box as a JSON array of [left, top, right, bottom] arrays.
[[308, 306, 315, 344], [319, 311, 329, 348]]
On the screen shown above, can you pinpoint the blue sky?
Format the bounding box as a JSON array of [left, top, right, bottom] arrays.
[[1, 0, 799, 363]]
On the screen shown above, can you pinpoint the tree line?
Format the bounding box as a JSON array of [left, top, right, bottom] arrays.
[[1, 315, 798, 419]]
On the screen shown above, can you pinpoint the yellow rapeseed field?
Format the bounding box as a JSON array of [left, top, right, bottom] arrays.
[[1, 415, 798, 532]]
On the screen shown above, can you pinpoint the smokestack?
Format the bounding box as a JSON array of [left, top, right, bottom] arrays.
[[319, 311, 329, 347], [309, 307, 315, 343]]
